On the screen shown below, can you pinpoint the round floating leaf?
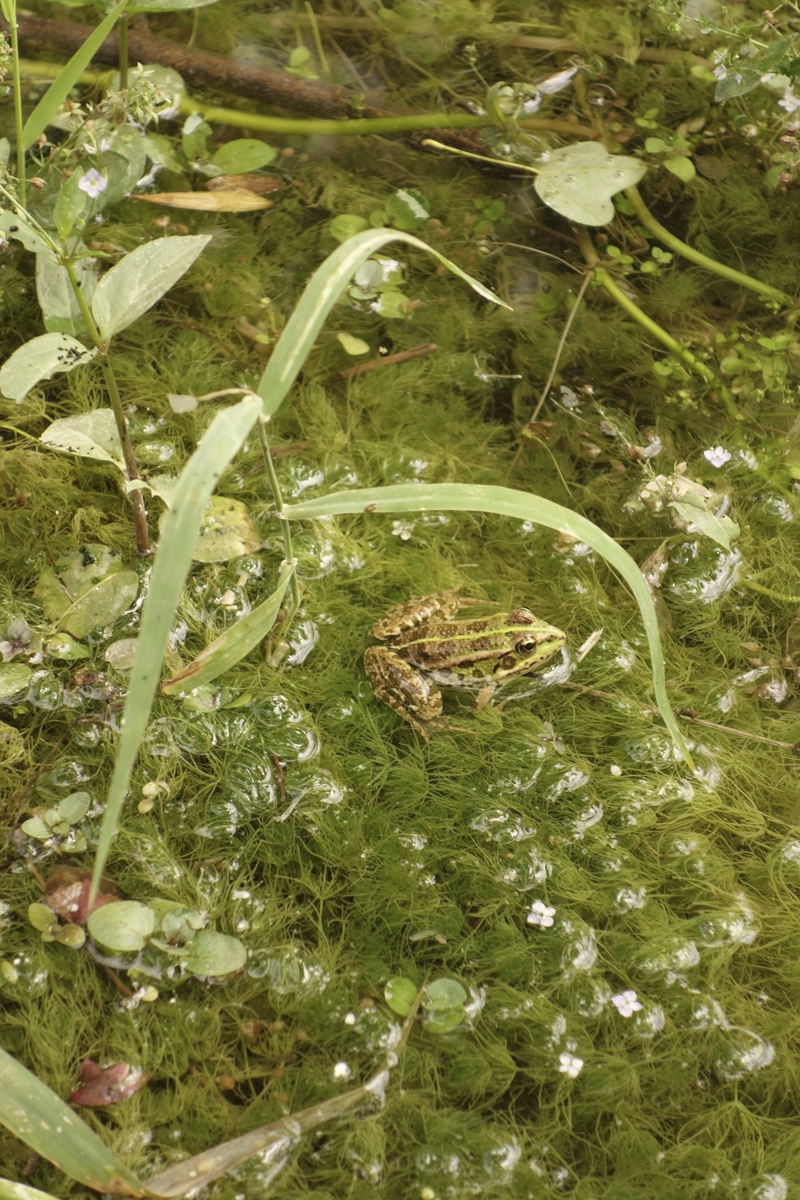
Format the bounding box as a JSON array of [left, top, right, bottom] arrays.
[[21, 817, 53, 840], [55, 924, 86, 948], [385, 188, 430, 231], [211, 138, 277, 174], [424, 1007, 466, 1035], [663, 156, 696, 183], [40, 409, 123, 468], [182, 929, 246, 978], [61, 571, 140, 639], [187, 496, 261, 563], [424, 978, 467, 1011], [534, 142, 647, 226], [329, 214, 369, 243], [0, 663, 31, 700], [385, 976, 418, 1017], [104, 638, 139, 670], [28, 903, 57, 932], [87, 900, 156, 953], [57, 791, 91, 824]]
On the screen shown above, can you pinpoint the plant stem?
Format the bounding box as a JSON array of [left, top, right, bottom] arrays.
[[118, 13, 128, 89], [7, 3, 26, 207], [741, 578, 800, 604], [527, 269, 592, 424], [573, 223, 733, 391], [257, 419, 301, 616], [63, 257, 150, 554], [624, 185, 793, 308]]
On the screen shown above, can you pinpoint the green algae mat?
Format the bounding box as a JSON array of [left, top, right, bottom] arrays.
[[1, 1, 800, 1197]]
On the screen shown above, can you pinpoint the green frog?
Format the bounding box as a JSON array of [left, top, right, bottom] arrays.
[[364, 588, 566, 738]]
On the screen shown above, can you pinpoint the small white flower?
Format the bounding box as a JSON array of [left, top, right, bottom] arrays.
[[391, 519, 415, 541], [558, 1051, 583, 1078], [78, 167, 107, 199], [527, 900, 556, 928], [703, 446, 731, 468], [332, 1061, 352, 1080], [611, 989, 643, 1018]]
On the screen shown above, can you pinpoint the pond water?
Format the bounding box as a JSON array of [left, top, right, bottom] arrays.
[[1, 3, 800, 1198]]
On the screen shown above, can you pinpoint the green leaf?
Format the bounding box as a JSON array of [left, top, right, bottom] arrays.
[[668, 500, 740, 550], [127, 0, 219, 9], [714, 66, 762, 102], [644, 137, 669, 154], [57, 791, 91, 823], [256, 228, 507, 416], [0, 664, 31, 700], [336, 333, 370, 355], [91, 394, 263, 896], [0, 211, 57, 261], [385, 188, 430, 231], [163, 560, 294, 695], [53, 171, 88, 239], [384, 976, 418, 1017], [329, 214, 369, 243], [20, 818, 52, 840], [0, 334, 97, 404], [284, 484, 693, 768], [59, 571, 139, 639], [91, 234, 212, 340], [534, 142, 647, 226], [663, 156, 696, 183], [40, 409, 124, 467], [0, 1046, 145, 1194], [424, 979, 467, 1010], [45, 633, 91, 661], [424, 1008, 465, 1034], [0, 1175, 76, 1200], [87, 900, 156, 953], [182, 930, 247, 978], [28, 903, 57, 932], [35, 544, 139, 637], [211, 138, 277, 174], [36, 254, 98, 336], [22, 0, 131, 151], [187, 496, 261, 563]]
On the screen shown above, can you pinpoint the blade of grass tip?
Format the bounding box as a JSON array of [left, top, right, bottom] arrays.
[[0, 1180, 68, 1200], [145, 985, 426, 1197], [161, 561, 295, 695], [22, 0, 130, 150], [90, 393, 262, 899], [256, 228, 509, 417], [0, 1048, 145, 1196], [283, 483, 695, 770]]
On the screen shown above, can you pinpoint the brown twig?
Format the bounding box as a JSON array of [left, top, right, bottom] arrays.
[[271, 753, 286, 804], [335, 342, 437, 380]]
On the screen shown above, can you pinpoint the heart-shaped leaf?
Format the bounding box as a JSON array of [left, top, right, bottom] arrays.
[[534, 142, 647, 226], [87, 900, 155, 953]]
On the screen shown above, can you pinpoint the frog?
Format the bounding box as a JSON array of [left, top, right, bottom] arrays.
[[364, 587, 566, 738]]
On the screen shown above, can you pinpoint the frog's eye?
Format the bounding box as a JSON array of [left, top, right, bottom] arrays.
[[516, 637, 538, 655]]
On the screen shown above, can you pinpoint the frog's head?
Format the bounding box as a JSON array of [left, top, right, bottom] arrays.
[[491, 608, 566, 680]]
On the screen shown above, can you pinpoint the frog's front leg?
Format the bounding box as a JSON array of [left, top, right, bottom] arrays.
[[364, 646, 444, 739]]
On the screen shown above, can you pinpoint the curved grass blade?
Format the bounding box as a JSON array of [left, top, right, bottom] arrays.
[[162, 560, 295, 695], [22, 0, 130, 151], [91, 393, 262, 897], [0, 1180, 62, 1200], [0, 1048, 144, 1196], [256, 228, 509, 417], [283, 483, 694, 769]]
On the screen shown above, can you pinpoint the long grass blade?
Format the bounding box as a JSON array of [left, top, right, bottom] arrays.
[[0, 1048, 144, 1196], [283, 483, 694, 769], [162, 560, 295, 695], [256, 228, 508, 416], [0, 1180, 62, 1200], [22, 0, 129, 150], [90, 393, 262, 897]]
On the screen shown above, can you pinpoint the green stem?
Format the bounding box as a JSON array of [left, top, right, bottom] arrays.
[[118, 14, 128, 90], [8, 4, 26, 207], [741, 578, 800, 605], [257, 419, 301, 616], [625, 184, 793, 308], [63, 257, 150, 554], [573, 224, 718, 384]]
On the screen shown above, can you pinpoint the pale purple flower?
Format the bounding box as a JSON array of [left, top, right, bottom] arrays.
[[611, 989, 642, 1018], [78, 168, 107, 199], [558, 1051, 583, 1078], [527, 900, 556, 928], [703, 446, 731, 468]]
